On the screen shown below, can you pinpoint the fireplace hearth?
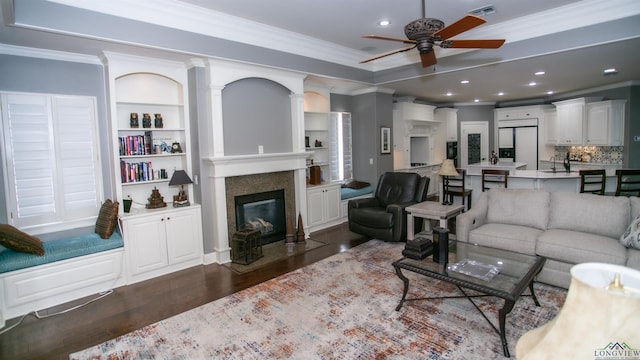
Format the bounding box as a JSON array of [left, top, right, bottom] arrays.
[[235, 189, 286, 246]]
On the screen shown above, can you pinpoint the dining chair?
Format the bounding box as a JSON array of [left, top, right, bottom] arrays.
[[579, 169, 606, 195], [482, 169, 509, 192], [443, 168, 472, 210], [615, 169, 640, 196]]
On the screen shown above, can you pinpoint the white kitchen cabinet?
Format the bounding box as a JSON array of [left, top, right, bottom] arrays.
[[585, 100, 626, 146], [551, 97, 603, 145], [543, 108, 558, 145], [121, 205, 203, 284], [494, 107, 539, 120], [306, 183, 341, 232], [435, 108, 458, 141]]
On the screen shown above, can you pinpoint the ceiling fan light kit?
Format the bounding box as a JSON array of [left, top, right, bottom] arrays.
[[361, 0, 505, 67]]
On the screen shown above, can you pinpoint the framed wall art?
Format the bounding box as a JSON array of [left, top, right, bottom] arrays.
[[381, 126, 391, 154]]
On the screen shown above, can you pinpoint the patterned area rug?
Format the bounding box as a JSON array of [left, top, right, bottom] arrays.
[[70, 240, 566, 359]]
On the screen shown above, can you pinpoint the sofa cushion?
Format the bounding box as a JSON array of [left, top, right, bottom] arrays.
[[631, 196, 640, 221], [626, 249, 640, 270], [468, 223, 541, 254], [537, 229, 627, 265], [486, 189, 550, 230], [548, 192, 630, 239], [620, 214, 640, 250]]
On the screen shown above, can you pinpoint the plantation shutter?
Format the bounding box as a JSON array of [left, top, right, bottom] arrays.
[[1, 93, 101, 230], [329, 112, 353, 182]]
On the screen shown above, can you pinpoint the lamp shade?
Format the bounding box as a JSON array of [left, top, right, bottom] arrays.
[[438, 159, 459, 177], [516, 263, 640, 359], [168, 170, 193, 186]]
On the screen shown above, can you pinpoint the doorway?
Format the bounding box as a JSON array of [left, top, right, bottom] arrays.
[[460, 122, 489, 168]]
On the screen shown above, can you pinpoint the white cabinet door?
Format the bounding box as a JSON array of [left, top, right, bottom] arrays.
[[324, 185, 341, 223], [307, 187, 325, 228], [165, 207, 202, 264], [544, 109, 558, 145], [124, 215, 168, 276], [555, 105, 584, 145], [585, 100, 626, 146], [585, 103, 609, 145]]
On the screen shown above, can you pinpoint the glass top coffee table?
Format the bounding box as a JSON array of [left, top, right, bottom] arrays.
[[392, 240, 545, 358]]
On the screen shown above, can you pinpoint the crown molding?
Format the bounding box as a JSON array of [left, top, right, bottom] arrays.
[[0, 43, 102, 64]]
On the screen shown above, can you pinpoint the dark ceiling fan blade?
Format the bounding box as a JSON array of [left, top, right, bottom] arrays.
[[420, 51, 437, 67], [360, 46, 416, 64], [442, 39, 505, 49], [362, 34, 416, 44], [433, 14, 486, 40]]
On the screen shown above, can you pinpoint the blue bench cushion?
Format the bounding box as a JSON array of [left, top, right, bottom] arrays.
[[0, 232, 124, 273], [341, 186, 374, 200]]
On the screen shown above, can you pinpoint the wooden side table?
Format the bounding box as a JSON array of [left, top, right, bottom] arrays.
[[405, 201, 464, 241]]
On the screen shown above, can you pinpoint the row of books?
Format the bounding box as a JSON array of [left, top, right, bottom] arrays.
[[119, 132, 152, 156], [120, 160, 156, 183]]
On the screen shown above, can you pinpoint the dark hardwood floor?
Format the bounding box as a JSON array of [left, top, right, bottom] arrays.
[[0, 224, 369, 360]]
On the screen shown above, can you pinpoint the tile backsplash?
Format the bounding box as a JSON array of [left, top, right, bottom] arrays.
[[554, 146, 623, 164]]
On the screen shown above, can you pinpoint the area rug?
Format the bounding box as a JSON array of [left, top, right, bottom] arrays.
[[224, 239, 327, 274], [70, 240, 566, 359]]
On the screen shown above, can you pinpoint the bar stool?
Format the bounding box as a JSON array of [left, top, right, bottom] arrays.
[[579, 169, 606, 195], [482, 169, 509, 191], [443, 168, 472, 211], [615, 169, 640, 196]]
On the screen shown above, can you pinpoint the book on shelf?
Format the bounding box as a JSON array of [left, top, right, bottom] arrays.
[[119, 133, 153, 156], [120, 160, 154, 183]]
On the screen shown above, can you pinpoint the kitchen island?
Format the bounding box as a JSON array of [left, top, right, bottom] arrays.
[[465, 169, 618, 205], [466, 161, 527, 175]]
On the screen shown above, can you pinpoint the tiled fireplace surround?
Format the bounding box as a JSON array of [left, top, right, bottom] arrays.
[[200, 58, 310, 265]]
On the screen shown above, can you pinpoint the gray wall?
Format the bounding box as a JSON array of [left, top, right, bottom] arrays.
[[222, 78, 292, 155], [187, 66, 206, 206], [0, 54, 111, 231], [352, 92, 394, 186]]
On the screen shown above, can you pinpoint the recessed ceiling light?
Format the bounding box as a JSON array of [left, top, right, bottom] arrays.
[[378, 20, 390, 26], [547, 91, 554, 95], [474, 99, 480, 102], [460, 80, 470, 84], [603, 68, 618, 75], [446, 92, 453, 96], [498, 92, 504, 96], [529, 82, 537, 86], [535, 71, 545, 76]]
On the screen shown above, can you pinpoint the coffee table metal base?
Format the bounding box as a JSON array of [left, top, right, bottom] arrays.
[[393, 261, 541, 358]]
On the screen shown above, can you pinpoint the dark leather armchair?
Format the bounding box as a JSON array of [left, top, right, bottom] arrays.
[[348, 172, 429, 242]]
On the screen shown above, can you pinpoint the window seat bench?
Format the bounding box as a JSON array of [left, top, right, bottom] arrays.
[[339, 186, 374, 221], [0, 232, 126, 328]]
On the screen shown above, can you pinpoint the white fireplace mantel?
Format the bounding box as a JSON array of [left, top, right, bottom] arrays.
[[204, 151, 309, 178], [202, 151, 310, 265]]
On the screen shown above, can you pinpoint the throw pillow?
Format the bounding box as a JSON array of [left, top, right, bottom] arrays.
[[342, 180, 371, 189], [0, 224, 45, 256], [95, 199, 119, 239], [620, 214, 640, 250]]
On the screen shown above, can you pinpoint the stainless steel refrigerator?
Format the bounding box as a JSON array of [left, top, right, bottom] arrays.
[[497, 119, 538, 170]]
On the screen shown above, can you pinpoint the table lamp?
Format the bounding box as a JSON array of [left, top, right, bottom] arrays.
[[438, 159, 459, 205], [169, 170, 193, 207], [516, 263, 640, 359]]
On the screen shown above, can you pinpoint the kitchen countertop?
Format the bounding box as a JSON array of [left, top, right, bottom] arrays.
[[467, 169, 619, 179]]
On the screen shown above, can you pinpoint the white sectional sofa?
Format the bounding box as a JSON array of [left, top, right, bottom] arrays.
[[456, 188, 640, 288]]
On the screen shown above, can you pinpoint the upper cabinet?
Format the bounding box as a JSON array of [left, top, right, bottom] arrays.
[[435, 108, 458, 142], [585, 100, 626, 146], [395, 102, 437, 134], [102, 52, 193, 214], [549, 97, 625, 146]]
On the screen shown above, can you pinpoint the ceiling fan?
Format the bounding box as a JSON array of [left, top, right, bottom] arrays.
[[360, 0, 505, 67]]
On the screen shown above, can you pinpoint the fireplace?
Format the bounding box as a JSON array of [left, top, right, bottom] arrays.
[[235, 189, 286, 245]]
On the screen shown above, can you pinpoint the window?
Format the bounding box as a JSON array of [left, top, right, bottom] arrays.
[[1, 92, 103, 233], [329, 112, 352, 181]]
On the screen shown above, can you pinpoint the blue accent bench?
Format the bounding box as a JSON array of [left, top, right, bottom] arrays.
[[340, 186, 374, 200], [0, 231, 126, 328], [0, 232, 124, 273]]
